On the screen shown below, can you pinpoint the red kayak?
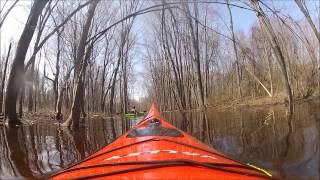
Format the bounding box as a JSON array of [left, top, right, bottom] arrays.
[[52, 104, 272, 179]]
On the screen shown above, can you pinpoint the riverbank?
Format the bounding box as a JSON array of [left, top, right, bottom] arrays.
[[0, 109, 126, 126], [162, 93, 320, 112], [223, 94, 320, 108], [0, 94, 318, 125]]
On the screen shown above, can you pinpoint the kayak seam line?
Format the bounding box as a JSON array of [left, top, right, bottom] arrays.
[[68, 160, 271, 180], [53, 160, 252, 174]]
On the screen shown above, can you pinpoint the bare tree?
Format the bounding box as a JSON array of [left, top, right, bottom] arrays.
[[43, 21, 64, 112], [109, 1, 138, 114], [249, 0, 293, 112], [100, 32, 115, 112], [294, 0, 320, 42], [26, 0, 56, 112], [1, 0, 318, 120], [56, 67, 73, 120], [63, 0, 99, 127], [0, 0, 19, 29], [0, 43, 12, 114], [227, 0, 242, 98], [294, 0, 320, 94], [184, 2, 206, 108], [5, 0, 49, 125]]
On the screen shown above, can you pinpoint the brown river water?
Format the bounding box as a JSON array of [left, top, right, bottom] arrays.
[[0, 99, 319, 179]]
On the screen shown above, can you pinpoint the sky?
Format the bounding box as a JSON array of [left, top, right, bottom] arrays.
[[211, 0, 319, 35], [0, 1, 30, 54], [0, 0, 319, 101]]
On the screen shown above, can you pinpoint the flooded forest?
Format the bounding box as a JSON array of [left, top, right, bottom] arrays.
[[0, 0, 319, 179]]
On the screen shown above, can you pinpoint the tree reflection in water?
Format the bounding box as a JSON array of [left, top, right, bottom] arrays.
[[163, 100, 320, 179], [0, 116, 122, 179], [0, 100, 319, 179]]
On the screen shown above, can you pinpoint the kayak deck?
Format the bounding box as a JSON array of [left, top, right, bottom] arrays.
[[52, 104, 271, 180]]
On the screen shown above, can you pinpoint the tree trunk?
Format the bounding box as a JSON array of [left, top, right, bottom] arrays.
[[264, 42, 274, 97], [5, 0, 49, 125], [185, 2, 205, 108], [122, 43, 129, 113], [53, 29, 62, 111], [19, 84, 25, 118], [27, 61, 35, 111], [56, 89, 64, 120], [109, 54, 121, 114], [62, 0, 99, 128], [161, 8, 186, 109], [109, 21, 132, 114], [227, 0, 242, 98], [34, 64, 40, 112], [0, 43, 12, 114], [63, 66, 85, 127], [100, 43, 111, 112], [294, 0, 320, 95], [56, 68, 73, 120], [27, 3, 52, 112], [294, 0, 320, 42], [250, 0, 293, 112]]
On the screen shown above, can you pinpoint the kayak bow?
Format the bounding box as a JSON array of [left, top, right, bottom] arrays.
[[52, 104, 272, 180]]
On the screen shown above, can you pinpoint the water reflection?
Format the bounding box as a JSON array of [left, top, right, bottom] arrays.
[[0, 117, 124, 179], [0, 99, 319, 179], [163, 99, 320, 179]]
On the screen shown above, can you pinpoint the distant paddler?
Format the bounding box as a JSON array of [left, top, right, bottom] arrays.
[[129, 106, 137, 115]]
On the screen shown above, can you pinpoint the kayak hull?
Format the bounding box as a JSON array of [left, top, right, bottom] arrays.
[[52, 104, 271, 179]]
